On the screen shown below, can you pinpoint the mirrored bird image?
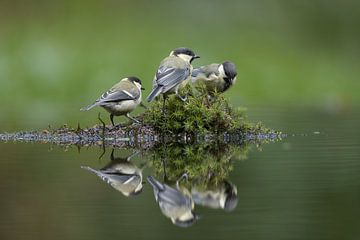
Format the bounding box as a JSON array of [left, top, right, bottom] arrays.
[[192, 61, 237, 94], [146, 47, 200, 102], [81, 150, 144, 197], [147, 175, 198, 227], [191, 180, 238, 212], [81, 76, 145, 126]]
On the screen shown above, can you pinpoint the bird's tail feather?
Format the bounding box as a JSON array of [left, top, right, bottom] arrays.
[[147, 176, 164, 191], [81, 166, 112, 185], [81, 166, 98, 174], [80, 102, 99, 111], [146, 87, 162, 102]]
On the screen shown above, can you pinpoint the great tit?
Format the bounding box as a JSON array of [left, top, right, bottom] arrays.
[[146, 47, 200, 102], [81, 150, 144, 197], [147, 175, 198, 227], [81, 76, 144, 125], [192, 61, 237, 94], [191, 180, 238, 212]]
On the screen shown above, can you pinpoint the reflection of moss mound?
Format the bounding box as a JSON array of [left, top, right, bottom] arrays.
[[142, 85, 247, 135], [148, 141, 251, 186]]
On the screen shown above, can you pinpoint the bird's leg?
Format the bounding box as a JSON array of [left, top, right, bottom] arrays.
[[176, 172, 189, 189], [162, 95, 167, 111], [110, 114, 115, 126], [126, 150, 140, 161], [175, 89, 188, 102], [97, 112, 108, 138], [98, 141, 106, 160], [161, 95, 167, 122], [140, 101, 148, 109], [110, 148, 115, 161], [162, 159, 168, 182], [126, 113, 140, 124]]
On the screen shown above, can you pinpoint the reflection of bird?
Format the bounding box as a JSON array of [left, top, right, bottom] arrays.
[[81, 76, 145, 126], [191, 180, 238, 212], [147, 47, 200, 102], [192, 61, 237, 94], [81, 150, 144, 197], [147, 175, 198, 227]]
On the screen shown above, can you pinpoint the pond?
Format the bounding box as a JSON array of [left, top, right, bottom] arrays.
[[0, 105, 359, 240]]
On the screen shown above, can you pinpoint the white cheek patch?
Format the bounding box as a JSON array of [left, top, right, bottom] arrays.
[[218, 64, 226, 77], [178, 54, 192, 62], [134, 82, 142, 90]]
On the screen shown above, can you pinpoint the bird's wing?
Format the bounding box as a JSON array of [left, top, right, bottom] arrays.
[[82, 166, 136, 184], [191, 68, 201, 77], [155, 66, 190, 92], [193, 64, 220, 78], [158, 186, 189, 206], [96, 86, 140, 104]]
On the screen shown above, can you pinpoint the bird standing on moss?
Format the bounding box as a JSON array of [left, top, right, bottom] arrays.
[[192, 61, 237, 94], [146, 47, 200, 102], [81, 76, 145, 126]]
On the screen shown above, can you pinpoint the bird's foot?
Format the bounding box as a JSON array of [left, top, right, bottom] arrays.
[[140, 101, 148, 109], [177, 94, 188, 102], [126, 114, 141, 125], [112, 123, 126, 129], [176, 172, 189, 187]]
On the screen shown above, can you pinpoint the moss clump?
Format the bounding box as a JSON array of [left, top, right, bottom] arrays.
[[142, 84, 247, 135], [148, 141, 251, 186]]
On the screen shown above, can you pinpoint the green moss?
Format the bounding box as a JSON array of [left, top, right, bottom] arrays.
[[147, 141, 253, 187], [142, 84, 248, 135]]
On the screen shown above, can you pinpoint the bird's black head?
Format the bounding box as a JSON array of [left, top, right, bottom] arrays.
[[127, 76, 145, 90], [128, 187, 144, 197], [222, 61, 237, 81], [127, 76, 142, 85], [224, 192, 238, 212], [173, 212, 199, 228], [171, 47, 200, 63], [223, 180, 238, 212]]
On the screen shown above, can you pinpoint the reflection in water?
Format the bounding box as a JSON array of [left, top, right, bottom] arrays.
[[149, 141, 249, 185], [81, 149, 144, 197], [191, 180, 238, 212], [147, 142, 250, 226], [147, 175, 199, 228], [80, 140, 256, 227]]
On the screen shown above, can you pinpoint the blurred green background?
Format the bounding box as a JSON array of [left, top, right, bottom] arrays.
[[0, 0, 359, 129]]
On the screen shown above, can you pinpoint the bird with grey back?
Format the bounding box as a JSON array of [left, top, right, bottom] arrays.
[[147, 47, 200, 102], [81, 150, 144, 197], [192, 61, 237, 94], [191, 180, 238, 212], [147, 175, 198, 227], [80, 76, 145, 126]]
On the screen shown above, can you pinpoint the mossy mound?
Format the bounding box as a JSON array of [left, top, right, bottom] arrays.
[[142, 85, 250, 135], [0, 85, 282, 147]]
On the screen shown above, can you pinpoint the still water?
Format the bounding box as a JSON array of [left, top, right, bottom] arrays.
[[0, 106, 359, 240]]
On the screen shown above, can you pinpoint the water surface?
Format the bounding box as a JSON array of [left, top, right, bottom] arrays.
[[0, 106, 359, 240]]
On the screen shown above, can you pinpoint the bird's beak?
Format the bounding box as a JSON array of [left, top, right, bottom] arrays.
[[193, 55, 200, 59], [141, 87, 145, 90]]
